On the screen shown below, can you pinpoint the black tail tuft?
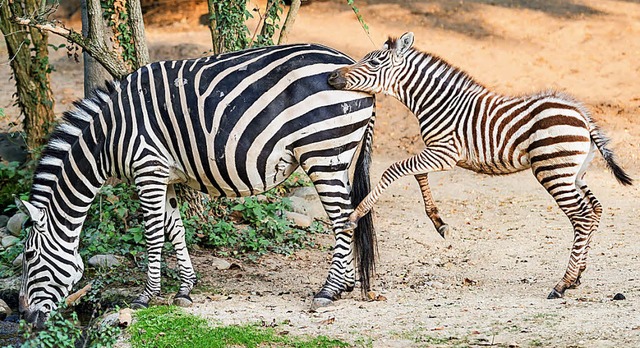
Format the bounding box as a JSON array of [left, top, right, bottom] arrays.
[[590, 126, 633, 186], [352, 117, 377, 294]]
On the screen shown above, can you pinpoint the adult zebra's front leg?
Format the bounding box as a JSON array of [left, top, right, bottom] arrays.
[[130, 169, 171, 309], [350, 144, 459, 227], [164, 184, 198, 307]]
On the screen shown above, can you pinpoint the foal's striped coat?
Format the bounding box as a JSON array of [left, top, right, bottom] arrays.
[[328, 32, 632, 299]]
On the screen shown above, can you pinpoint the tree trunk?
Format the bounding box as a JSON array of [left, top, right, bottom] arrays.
[[81, 0, 112, 95], [0, 0, 56, 153]]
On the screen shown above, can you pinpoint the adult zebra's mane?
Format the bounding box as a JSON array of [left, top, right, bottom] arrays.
[[29, 82, 116, 204]]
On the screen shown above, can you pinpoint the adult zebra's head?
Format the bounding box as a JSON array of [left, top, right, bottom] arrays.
[[328, 32, 415, 96], [16, 198, 84, 329]]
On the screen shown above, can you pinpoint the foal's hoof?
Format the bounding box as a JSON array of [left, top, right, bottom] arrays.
[[173, 295, 193, 307], [344, 220, 358, 231], [437, 224, 451, 239], [310, 297, 333, 311], [547, 289, 564, 299]]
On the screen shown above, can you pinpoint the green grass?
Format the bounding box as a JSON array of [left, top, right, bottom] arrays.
[[129, 306, 349, 348]]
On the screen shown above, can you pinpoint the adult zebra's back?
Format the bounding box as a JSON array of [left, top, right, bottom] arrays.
[[17, 44, 376, 328], [329, 32, 632, 300]]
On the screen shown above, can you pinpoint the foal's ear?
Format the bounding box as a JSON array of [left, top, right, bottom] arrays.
[[395, 32, 415, 57]]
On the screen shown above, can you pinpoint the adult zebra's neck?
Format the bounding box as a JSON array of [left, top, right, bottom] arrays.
[[394, 50, 489, 122], [29, 90, 111, 239]]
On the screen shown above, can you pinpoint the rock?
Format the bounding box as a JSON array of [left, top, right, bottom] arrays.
[[613, 293, 626, 300], [6, 213, 27, 237], [118, 308, 134, 327], [211, 257, 232, 270], [0, 215, 9, 228], [1, 236, 19, 249], [287, 187, 327, 221], [12, 253, 22, 268], [87, 254, 120, 268], [0, 299, 11, 321], [285, 211, 312, 228], [100, 312, 120, 328], [0, 133, 28, 163]]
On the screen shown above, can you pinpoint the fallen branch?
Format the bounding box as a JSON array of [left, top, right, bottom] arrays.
[[65, 283, 92, 306]]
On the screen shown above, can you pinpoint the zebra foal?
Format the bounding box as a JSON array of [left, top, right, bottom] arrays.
[[17, 43, 377, 328], [328, 32, 632, 299]]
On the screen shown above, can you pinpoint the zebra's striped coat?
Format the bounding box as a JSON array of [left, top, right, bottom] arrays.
[[18, 44, 377, 327], [328, 32, 632, 299]]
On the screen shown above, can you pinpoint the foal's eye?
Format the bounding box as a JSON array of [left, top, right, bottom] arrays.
[[25, 249, 36, 261], [369, 59, 381, 67]]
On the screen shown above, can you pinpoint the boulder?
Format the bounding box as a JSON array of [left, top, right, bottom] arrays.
[[285, 211, 312, 228], [6, 213, 27, 237], [12, 253, 22, 268], [0, 215, 9, 228], [1, 236, 19, 249], [87, 254, 120, 268]]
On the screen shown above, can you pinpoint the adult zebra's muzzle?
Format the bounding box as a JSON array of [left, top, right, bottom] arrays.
[[328, 68, 348, 89], [19, 294, 47, 330]]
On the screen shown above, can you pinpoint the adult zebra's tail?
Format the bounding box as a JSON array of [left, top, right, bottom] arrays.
[[352, 113, 377, 293], [590, 124, 633, 186]]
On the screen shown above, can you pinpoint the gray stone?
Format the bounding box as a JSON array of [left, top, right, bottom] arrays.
[[88, 254, 120, 268], [285, 211, 312, 228], [6, 213, 27, 237], [0, 215, 9, 228], [287, 187, 328, 221], [211, 257, 232, 270], [1, 235, 19, 248], [12, 253, 22, 268], [0, 133, 28, 163], [0, 299, 11, 320]]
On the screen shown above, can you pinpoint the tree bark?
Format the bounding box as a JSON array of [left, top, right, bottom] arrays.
[[0, 0, 56, 152], [126, 0, 149, 66], [81, 0, 112, 95], [278, 0, 301, 45]]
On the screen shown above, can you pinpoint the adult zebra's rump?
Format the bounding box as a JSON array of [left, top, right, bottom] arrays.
[[17, 43, 377, 328], [329, 32, 632, 299]]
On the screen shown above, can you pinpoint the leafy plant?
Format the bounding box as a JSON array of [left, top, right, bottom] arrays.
[[129, 305, 348, 348], [20, 303, 120, 348], [0, 160, 33, 212]]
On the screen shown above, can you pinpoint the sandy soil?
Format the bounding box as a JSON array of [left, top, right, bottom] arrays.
[[2, 0, 640, 347]]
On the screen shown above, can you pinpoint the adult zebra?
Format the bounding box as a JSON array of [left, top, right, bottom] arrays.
[[17, 43, 377, 328], [328, 32, 632, 299]]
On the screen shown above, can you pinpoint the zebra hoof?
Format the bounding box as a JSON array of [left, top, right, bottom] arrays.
[[130, 300, 149, 309], [547, 289, 564, 299], [344, 220, 358, 231], [173, 295, 193, 307], [437, 224, 450, 239], [310, 297, 333, 311]]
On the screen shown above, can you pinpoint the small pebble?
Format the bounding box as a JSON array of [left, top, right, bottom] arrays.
[[613, 293, 626, 301]]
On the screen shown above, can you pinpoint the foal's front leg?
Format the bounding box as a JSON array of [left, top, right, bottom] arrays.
[[349, 145, 459, 227], [415, 173, 450, 238]]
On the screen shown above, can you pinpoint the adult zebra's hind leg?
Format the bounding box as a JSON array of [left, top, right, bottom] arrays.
[[415, 173, 449, 238], [308, 169, 358, 308], [165, 184, 198, 307]]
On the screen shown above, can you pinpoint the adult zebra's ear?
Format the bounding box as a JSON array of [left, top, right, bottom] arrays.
[[15, 198, 44, 222], [396, 32, 415, 57]]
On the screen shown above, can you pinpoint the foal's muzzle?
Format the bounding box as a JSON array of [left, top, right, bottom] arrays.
[[328, 68, 348, 89]]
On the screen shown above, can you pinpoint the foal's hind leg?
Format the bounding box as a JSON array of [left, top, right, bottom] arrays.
[[532, 151, 599, 299], [415, 173, 449, 238]]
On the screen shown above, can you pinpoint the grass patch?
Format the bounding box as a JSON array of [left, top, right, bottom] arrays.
[[129, 306, 349, 348]]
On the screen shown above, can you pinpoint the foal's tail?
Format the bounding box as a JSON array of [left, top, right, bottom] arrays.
[[352, 109, 377, 293], [590, 124, 633, 186]]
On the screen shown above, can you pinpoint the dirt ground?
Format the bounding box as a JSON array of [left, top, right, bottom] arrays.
[[2, 0, 640, 347]]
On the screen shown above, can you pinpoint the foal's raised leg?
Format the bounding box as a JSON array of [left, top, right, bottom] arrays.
[[415, 173, 449, 238], [350, 143, 459, 224]]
